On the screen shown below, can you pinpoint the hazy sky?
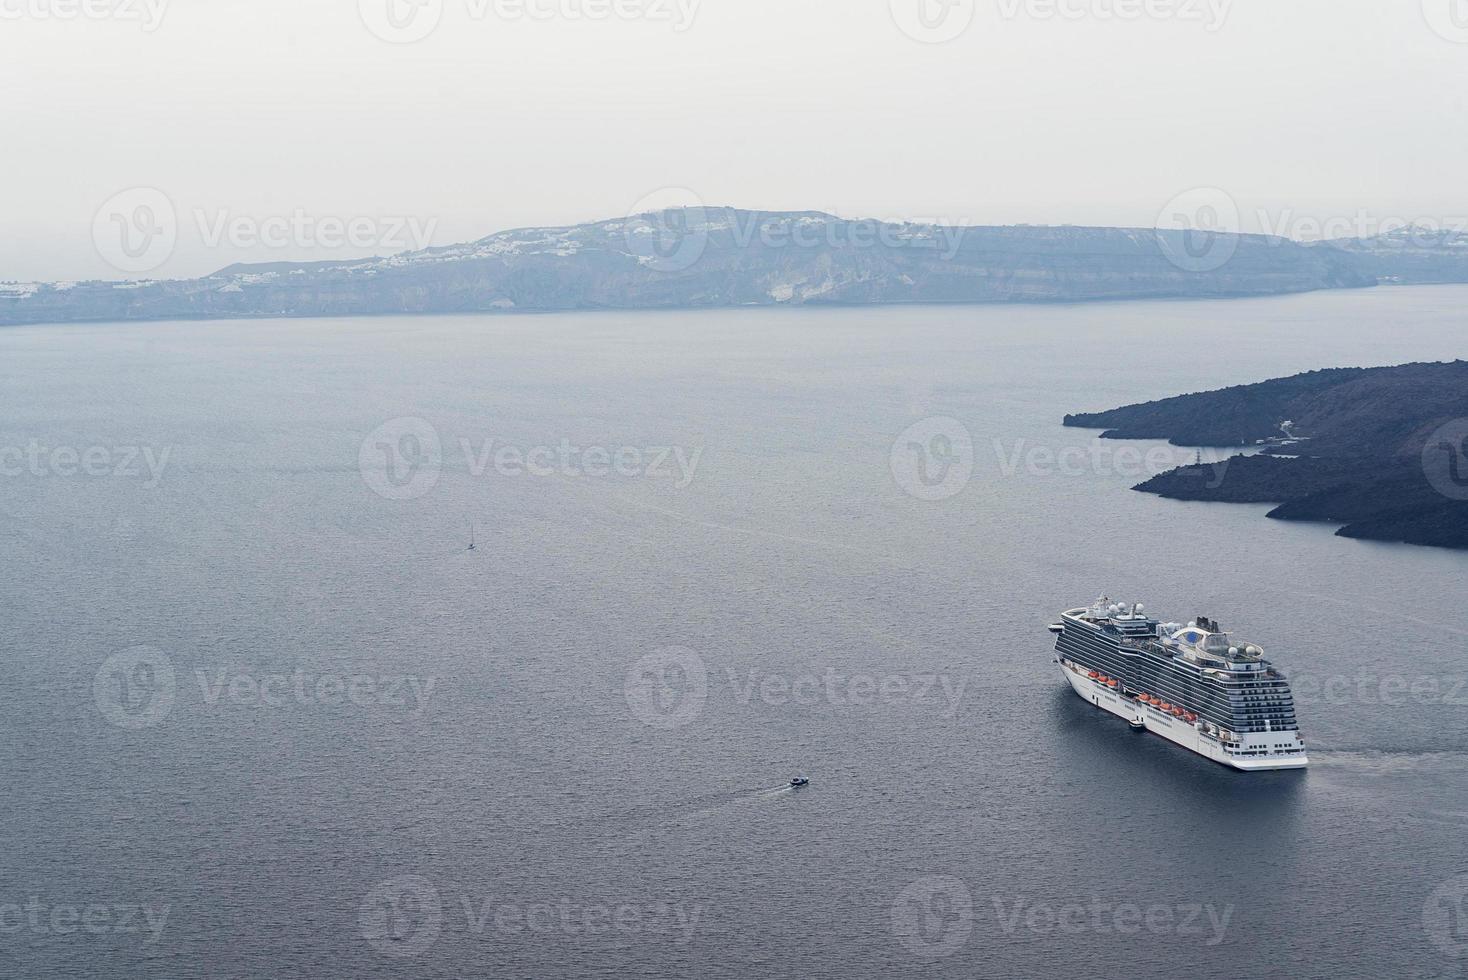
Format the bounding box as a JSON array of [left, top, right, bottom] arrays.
[[4, 0, 1466, 281]]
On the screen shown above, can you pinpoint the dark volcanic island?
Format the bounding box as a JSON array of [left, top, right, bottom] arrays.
[[1064, 361, 1468, 550]]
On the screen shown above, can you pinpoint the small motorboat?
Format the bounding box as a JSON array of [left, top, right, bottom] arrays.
[[789, 777, 810, 788], [1129, 718, 1145, 730]]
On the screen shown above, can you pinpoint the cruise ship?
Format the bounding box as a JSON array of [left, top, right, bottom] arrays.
[[1050, 598, 1307, 770]]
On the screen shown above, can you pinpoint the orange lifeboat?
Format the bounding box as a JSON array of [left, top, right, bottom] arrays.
[[1141, 695, 1154, 704], [1087, 671, 1098, 679], [1159, 703, 1173, 712], [1107, 680, 1119, 688], [1172, 708, 1185, 717]]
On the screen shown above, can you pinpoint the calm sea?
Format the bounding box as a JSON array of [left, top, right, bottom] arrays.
[[3, 285, 1467, 979]]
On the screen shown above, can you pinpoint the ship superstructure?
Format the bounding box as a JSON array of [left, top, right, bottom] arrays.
[[1050, 598, 1307, 770]]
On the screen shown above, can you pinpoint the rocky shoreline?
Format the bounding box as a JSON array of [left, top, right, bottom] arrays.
[[1066, 361, 1468, 550]]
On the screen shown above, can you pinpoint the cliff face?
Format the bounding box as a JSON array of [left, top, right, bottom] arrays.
[[1326, 226, 1468, 284], [1068, 361, 1468, 550], [0, 209, 1377, 327]]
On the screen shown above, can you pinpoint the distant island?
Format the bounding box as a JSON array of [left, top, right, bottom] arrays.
[[3, 208, 1468, 327], [1065, 361, 1468, 550]]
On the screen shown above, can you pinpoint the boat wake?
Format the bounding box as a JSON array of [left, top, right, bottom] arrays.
[[600, 784, 810, 832], [1307, 748, 1468, 773]]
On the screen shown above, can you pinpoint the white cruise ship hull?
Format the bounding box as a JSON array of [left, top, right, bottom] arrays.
[[1057, 659, 1308, 771]]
